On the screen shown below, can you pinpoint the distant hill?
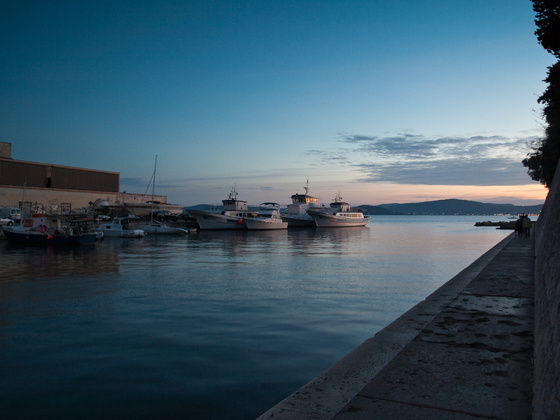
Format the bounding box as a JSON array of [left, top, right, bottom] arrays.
[[354, 205, 401, 215], [187, 199, 543, 216], [362, 199, 543, 216]]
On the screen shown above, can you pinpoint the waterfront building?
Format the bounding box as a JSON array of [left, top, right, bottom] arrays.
[[0, 141, 181, 215]]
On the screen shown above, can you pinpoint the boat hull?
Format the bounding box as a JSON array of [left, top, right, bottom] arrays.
[[2, 226, 98, 245], [189, 209, 247, 230], [98, 229, 146, 238], [281, 214, 317, 227], [244, 218, 288, 230], [97, 217, 147, 237], [307, 210, 370, 228], [137, 223, 188, 235]]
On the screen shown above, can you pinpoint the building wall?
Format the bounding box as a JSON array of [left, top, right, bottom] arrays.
[[0, 141, 177, 214], [0, 185, 169, 213], [0, 158, 119, 193], [533, 159, 560, 419]]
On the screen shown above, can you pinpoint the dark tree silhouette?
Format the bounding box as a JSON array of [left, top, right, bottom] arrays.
[[523, 0, 560, 187]]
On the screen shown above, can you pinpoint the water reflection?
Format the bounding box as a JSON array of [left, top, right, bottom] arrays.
[[186, 226, 370, 260], [0, 242, 119, 281], [286, 227, 369, 257]]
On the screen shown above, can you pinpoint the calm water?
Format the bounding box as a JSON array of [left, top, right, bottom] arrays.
[[0, 216, 512, 419]]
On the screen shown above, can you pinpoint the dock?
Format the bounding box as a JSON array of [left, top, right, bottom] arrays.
[[258, 232, 534, 419]]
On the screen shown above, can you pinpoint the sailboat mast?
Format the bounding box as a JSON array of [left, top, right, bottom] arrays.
[[151, 155, 158, 223]]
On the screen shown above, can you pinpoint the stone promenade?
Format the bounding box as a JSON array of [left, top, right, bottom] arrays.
[[258, 233, 534, 419]]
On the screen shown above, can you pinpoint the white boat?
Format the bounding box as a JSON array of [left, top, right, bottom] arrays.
[[307, 193, 370, 228], [188, 187, 256, 230], [244, 203, 288, 230], [97, 216, 146, 237], [281, 181, 321, 227], [136, 156, 188, 235], [138, 219, 189, 235]]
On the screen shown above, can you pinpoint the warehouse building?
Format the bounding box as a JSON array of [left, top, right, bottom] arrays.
[[0, 142, 178, 215]]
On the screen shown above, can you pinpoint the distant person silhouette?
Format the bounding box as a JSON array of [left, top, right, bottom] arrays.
[[523, 216, 532, 238], [516, 216, 524, 238]]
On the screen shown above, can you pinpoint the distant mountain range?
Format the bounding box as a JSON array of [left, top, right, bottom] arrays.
[[357, 199, 543, 216], [187, 199, 543, 216]]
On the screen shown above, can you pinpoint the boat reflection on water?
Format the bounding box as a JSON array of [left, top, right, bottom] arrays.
[[0, 226, 369, 282], [0, 242, 120, 282], [186, 226, 369, 260]]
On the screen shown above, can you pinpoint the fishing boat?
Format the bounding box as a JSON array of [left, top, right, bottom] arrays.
[[97, 216, 146, 238], [281, 181, 321, 227], [307, 193, 370, 228], [2, 214, 99, 245], [139, 219, 188, 235], [188, 186, 255, 230], [136, 156, 188, 235], [244, 203, 288, 230]]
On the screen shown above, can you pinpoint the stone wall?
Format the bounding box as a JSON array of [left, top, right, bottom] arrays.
[[533, 159, 560, 419]]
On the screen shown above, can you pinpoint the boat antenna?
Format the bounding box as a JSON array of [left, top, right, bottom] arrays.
[[334, 191, 343, 202], [304, 179, 310, 195], [230, 184, 238, 200]]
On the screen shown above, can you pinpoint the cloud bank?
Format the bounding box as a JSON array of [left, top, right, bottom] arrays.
[[308, 132, 538, 186]]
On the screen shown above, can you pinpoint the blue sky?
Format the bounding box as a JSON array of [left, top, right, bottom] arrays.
[[0, 0, 554, 206]]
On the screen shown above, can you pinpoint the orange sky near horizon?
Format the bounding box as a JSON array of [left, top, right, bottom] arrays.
[[350, 182, 548, 206]]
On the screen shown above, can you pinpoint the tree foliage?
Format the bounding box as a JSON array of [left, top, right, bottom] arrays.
[[523, 0, 560, 187], [533, 0, 560, 58]]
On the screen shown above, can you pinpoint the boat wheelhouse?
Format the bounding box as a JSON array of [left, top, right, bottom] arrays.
[[281, 181, 321, 227]]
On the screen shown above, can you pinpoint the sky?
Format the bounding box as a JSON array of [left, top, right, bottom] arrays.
[[0, 0, 555, 206]]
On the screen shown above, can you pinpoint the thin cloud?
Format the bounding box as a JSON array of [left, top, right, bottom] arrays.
[[304, 148, 351, 164], [307, 132, 538, 186]]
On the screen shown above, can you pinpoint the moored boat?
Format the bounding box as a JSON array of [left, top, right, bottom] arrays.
[[97, 216, 146, 238], [244, 203, 288, 230], [281, 181, 321, 227], [307, 193, 370, 228], [188, 187, 256, 230], [135, 155, 188, 235], [137, 219, 189, 235], [2, 214, 99, 245]]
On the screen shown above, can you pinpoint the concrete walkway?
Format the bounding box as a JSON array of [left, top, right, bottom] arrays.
[[258, 233, 534, 419]]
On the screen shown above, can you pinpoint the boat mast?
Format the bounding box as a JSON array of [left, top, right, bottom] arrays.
[[18, 180, 27, 226], [151, 155, 158, 223]]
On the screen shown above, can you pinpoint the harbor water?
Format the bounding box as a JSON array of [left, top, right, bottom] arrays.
[[0, 215, 512, 419]]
